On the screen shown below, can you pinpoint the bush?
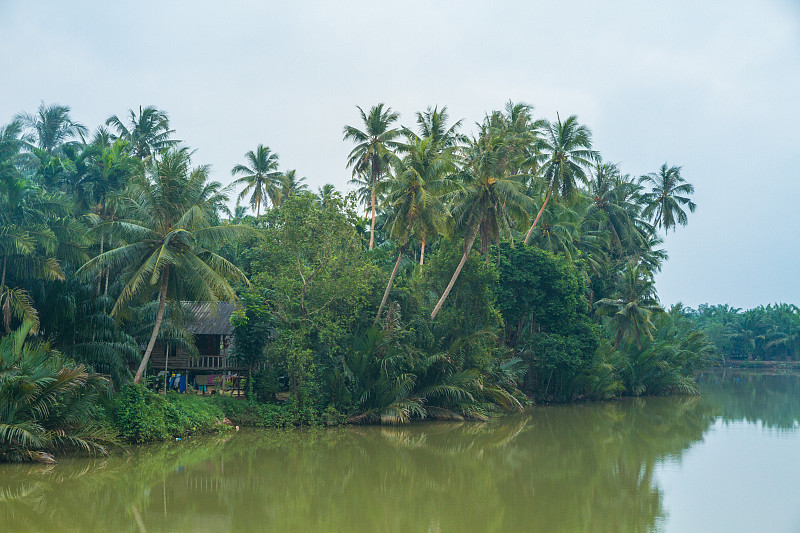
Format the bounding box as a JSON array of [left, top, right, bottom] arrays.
[[0, 324, 117, 463], [112, 384, 227, 443], [209, 396, 321, 428]]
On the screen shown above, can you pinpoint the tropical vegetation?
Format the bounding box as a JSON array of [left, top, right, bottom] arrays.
[[687, 303, 800, 362], [0, 99, 716, 462]]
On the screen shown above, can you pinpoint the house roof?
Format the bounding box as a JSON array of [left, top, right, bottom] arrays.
[[183, 302, 238, 335]]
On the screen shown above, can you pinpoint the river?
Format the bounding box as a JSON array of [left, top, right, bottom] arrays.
[[2, 370, 799, 532]]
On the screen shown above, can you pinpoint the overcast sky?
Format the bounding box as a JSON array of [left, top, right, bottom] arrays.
[[1, 0, 799, 309]]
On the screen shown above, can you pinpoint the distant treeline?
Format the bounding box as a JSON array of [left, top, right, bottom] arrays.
[[688, 303, 800, 361]]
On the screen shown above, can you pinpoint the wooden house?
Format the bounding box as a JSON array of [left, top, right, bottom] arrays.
[[149, 302, 244, 375]]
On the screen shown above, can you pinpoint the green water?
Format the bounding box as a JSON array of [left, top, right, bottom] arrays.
[[2, 371, 799, 532]]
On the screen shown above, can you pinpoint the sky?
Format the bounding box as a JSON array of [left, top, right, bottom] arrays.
[[1, 0, 799, 309]]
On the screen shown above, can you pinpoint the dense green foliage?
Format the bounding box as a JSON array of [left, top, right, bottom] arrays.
[[111, 384, 227, 443], [0, 99, 718, 458], [209, 395, 322, 428], [0, 322, 116, 462], [688, 303, 800, 361]]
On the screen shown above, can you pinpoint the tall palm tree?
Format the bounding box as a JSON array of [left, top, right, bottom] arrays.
[[430, 128, 532, 319], [105, 106, 178, 159], [78, 148, 249, 383], [596, 263, 662, 350], [79, 140, 141, 295], [524, 114, 597, 244], [231, 144, 283, 216], [343, 103, 402, 250], [375, 137, 453, 323], [638, 163, 696, 233], [16, 103, 88, 155]]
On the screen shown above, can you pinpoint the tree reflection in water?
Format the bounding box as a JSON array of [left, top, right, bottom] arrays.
[[698, 370, 800, 430], [0, 396, 718, 532]]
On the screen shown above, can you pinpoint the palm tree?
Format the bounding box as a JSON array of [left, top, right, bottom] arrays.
[[105, 106, 178, 159], [585, 161, 645, 253], [430, 128, 532, 319], [280, 169, 309, 203], [0, 320, 115, 463], [483, 101, 544, 176], [524, 114, 597, 244], [375, 137, 453, 323], [231, 144, 283, 216], [16, 103, 88, 155], [727, 310, 767, 361], [231, 205, 248, 224], [0, 121, 26, 165], [638, 163, 696, 233], [90, 126, 115, 149], [77, 140, 141, 295], [526, 200, 581, 261], [633, 233, 669, 274], [413, 105, 466, 149], [78, 148, 249, 383], [343, 104, 402, 250], [596, 263, 662, 350], [0, 169, 67, 333], [315, 183, 336, 208]]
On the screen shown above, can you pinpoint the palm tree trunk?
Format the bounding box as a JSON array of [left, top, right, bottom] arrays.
[[97, 234, 104, 295], [134, 267, 169, 384], [369, 182, 376, 250], [523, 188, 552, 245], [431, 225, 479, 320], [613, 329, 623, 351], [256, 197, 261, 218], [420, 236, 425, 266], [1, 254, 8, 333], [374, 249, 403, 325]]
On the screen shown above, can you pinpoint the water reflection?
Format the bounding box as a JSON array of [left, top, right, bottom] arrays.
[[1, 393, 726, 533], [698, 370, 800, 430]]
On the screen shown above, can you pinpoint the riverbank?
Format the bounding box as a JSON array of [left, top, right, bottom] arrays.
[[721, 360, 800, 370]]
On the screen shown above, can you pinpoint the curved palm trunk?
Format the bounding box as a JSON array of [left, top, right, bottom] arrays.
[[420, 236, 425, 266], [369, 182, 376, 250], [374, 249, 403, 325], [523, 188, 552, 245], [613, 329, 623, 351], [134, 268, 169, 384], [431, 225, 479, 320]]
